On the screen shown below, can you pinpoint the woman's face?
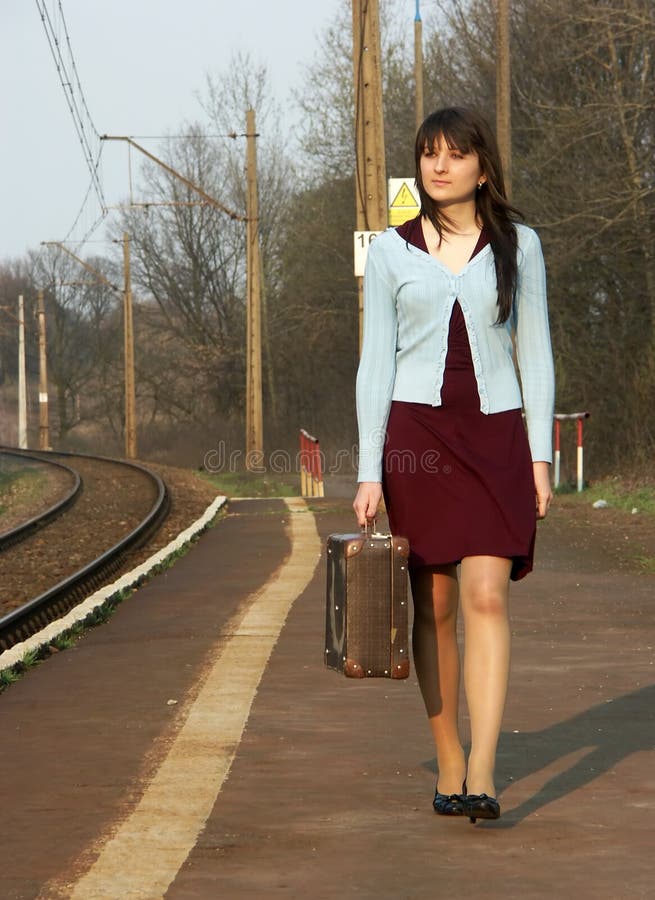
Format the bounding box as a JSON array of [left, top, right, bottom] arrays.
[[419, 135, 485, 207]]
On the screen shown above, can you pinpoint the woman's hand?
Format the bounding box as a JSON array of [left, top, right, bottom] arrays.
[[533, 461, 552, 519], [353, 481, 383, 527]]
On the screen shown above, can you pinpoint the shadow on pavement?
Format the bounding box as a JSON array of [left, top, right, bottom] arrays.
[[421, 682, 655, 827]]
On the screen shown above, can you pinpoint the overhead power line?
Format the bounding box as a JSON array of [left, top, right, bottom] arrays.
[[35, 0, 107, 214], [61, 144, 107, 246], [124, 134, 244, 141]]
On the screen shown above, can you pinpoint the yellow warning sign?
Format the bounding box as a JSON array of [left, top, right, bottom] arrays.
[[388, 177, 420, 226], [391, 183, 417, 208]]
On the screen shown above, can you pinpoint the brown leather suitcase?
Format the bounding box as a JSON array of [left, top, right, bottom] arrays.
[[324, 529, 410, 678]]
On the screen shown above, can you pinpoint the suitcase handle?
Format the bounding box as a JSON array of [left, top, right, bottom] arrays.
[[362, 518, 391, 539]]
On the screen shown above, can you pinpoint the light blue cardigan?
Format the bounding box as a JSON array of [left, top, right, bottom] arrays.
[[356, 223, 555, 483]]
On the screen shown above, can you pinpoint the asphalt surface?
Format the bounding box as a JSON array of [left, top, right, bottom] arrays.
[[0, 492, 653, 900]]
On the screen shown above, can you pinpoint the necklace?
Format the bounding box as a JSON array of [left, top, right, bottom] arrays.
[[422, 217, 481, 239], [432, 228, 481, 248]]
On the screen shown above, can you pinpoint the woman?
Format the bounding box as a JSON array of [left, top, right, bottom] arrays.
[[353, 107, 555, 824]]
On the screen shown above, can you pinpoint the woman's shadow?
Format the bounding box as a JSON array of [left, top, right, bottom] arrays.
[[423, 682, 655, 827]]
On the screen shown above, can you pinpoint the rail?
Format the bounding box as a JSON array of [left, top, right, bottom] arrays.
[[0, 447, 169, 652], [0, 450, 82, 551]]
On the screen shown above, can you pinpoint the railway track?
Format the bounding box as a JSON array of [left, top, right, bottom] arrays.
[[0, 450, 82, 551], [0, 448, 169, 653]]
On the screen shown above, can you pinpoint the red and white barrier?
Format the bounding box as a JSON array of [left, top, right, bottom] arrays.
[[299, 429, 324, 497], [553, 412, 590, 491]]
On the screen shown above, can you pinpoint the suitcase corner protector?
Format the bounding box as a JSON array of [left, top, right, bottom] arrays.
[[394, 537, 410, 558], [345, 539, 364, 557], [343, 658, 366, 678], [391, 660, 410, 679]]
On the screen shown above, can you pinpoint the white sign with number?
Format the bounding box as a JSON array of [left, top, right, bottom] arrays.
[[353, 230, 382, 276]]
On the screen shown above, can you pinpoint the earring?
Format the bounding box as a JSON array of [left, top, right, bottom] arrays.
[[477, 181, 484, 189]]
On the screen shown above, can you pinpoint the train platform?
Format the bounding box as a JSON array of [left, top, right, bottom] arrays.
[[0, 492, 653, 899]]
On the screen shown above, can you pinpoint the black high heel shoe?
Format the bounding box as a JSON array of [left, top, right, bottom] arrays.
[[465, 793, 500, 823], [433, 781, 467, 816]]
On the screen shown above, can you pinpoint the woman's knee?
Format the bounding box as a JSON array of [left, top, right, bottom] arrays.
[[460, 557, 511, 618], [433, 592, 459, 626], [462, 584, 508, 618], [411, 566, 459, 628], [411, 575, 458, 628]]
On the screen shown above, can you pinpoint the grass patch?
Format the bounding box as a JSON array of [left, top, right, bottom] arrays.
[[0, 467, 45, 500], [199, 469, 299, 498], [557, 475, 655, 575], [634, 554, 655, 574], [0, 666, 20, 688], [0, 467, 50, 526], [567, 477, 655, 516]]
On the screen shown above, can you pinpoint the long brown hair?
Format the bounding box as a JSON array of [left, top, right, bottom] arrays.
[[414, 107, 523, 324]]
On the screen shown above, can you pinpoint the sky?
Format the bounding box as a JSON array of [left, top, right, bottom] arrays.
[[1, 0, 356, 262]]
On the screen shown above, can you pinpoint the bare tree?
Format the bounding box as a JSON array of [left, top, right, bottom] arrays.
[[0, 261, 34, 389], [28, 246, 122, 443], [511, 0, 655, 467], [418, 0, 655, 471], [107, 54, 297, 464]]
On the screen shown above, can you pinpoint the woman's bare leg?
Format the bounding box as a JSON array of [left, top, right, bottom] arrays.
[[410, 563, 465, 794], [459, 555, 512, 798]]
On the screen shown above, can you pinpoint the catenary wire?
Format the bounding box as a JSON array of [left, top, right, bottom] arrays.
[[61, 144, 108, 245], [35, 0, 107, 213]]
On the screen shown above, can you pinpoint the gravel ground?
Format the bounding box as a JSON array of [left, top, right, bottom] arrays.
[[554, 492, 655, 575], [0, 458, 220, 615], [119, 462, 222, 565], [0, 455, 76, 534]]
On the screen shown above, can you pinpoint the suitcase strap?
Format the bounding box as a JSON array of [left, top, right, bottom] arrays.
[[389, 537, 410, 679]]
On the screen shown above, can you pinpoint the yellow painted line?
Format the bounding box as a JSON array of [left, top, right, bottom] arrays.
[[47, 496, 321, 900]]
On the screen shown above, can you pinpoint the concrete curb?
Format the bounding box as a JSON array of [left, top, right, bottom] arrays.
[[0, 494, 228, 674]]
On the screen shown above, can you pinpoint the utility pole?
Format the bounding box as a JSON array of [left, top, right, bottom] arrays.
[[17, 295, 27, 448], [496, 0, 512, 196], [37, 289, 50, 450], [245, 109, 263, 465], [352, 0, 388, 350], [122, 233, 137, 459], [414, 0, 424, 133]]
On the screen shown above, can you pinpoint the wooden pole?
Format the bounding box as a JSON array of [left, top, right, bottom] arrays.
[[352, 0, 388, 350], [17, 294, 27, 449], [245, 108, 263, 466], [37, 289, 50, 450], [414, 1, 424, 133], [122, 233, 137, 459], [496, 0, 512, 196]]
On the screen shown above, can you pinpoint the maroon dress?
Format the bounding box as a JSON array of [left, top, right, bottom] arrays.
[[382, 215, 536, 580]]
